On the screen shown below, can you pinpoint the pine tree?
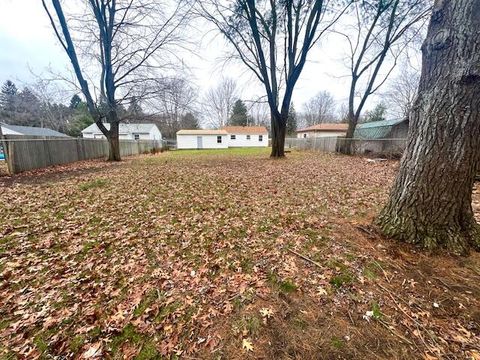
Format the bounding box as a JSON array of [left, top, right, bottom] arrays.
[[363, 103, 387, 123], [69, 94, 82, 109], [181, 112, 199, 129], [286, 104, 297, 135], [229, 99, 248, 126], [127, 96, 143, 117], [0, 80, 18, 111]]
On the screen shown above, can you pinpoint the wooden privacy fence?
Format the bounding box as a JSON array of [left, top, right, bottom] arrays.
[[285, 137, 407, 156], [1, 136, 165, 175]]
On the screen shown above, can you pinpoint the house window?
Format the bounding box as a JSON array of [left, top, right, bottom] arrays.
[[231, 135, 236, 140], [303, 133, 307, 138], [134, 134, 140, 140], [217, 136, 222, 143], [259, 135, 263, 142], [246, 135, 251, 140]]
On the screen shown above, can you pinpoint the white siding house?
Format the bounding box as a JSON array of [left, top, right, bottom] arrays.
[[176, 129, 228, 149], [296, 124, 348, 138], [223, 126, 268, 147], [82, 123, 162, 140]]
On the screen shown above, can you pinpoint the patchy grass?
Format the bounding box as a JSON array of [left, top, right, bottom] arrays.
[[1, 149, 480, 359]]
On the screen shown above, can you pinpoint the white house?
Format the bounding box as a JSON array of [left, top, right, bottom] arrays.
[[81, 123, 162, 140], [176, 129, 228, 149], [296, 123, 348, 138], [223, 126, 268, 147]]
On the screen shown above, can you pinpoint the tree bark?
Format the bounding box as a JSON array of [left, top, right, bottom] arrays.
[[107, 121, 121, 161], [270, 112, 286, 158], [340, 111, 358, 155], [375, 0, 480, 255]]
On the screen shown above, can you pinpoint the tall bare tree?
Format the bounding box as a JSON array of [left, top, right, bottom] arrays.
[[337, 0, 430, 153], [302, 90, 337, 126], [148, 76, 199, 138], [384, 62, 421, 119], [202, 77, 238, 128], [376, 0, 480, 255], [198, 0, 352, 157], [42, 0, 189, 160]]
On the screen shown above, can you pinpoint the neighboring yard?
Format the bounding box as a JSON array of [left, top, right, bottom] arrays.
[[1, 149, 479, 359]]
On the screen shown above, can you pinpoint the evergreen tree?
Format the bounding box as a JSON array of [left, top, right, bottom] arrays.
[[229, 99, 248, 126], [127, 96, 143, 117], [286, 104, 297, 135], [69, 94, 82, 109], [0, 80, 18, 111], [363, 103, 387, 123], [180, 112, 199, 129]]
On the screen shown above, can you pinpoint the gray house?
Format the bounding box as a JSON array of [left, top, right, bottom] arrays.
[[353, 118, 409, 155], [0, 123, 69, 137]]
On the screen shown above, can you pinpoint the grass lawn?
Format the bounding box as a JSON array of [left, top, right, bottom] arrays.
[[0, 149, 479, 359]]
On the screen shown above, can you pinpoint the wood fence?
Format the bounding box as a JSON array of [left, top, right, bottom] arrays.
[[285, 137, 407, 156], [1, 135, 164, 175]]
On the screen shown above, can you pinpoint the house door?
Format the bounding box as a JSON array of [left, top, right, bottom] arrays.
[[196, 136, 203, 149]]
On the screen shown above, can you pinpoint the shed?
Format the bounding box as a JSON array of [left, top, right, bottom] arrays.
[[82, 123, 162, 140], [296, 123, 348, 138], [176, 129, 228, 149], [223, 126, 268, 147], [353, 118, 409, 155], [354, 118, 408, 139]]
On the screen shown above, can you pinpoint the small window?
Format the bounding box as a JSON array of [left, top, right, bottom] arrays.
[[303, 133, 307, 138], [259, 135, 263, 142], [134, 134, 140, 140], [246, 135, 251, 140], [231, 134, 236, 140], [217, 136, 222, 143]]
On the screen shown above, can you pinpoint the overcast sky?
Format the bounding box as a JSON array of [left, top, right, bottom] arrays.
[[0, 0, 420, 118]]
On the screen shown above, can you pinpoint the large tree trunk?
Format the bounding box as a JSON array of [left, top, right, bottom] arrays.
[[107, 121, 121, 161], [340, 111, 358, 155], [375, 0, 480, 255], [270, 112, 286, 158]]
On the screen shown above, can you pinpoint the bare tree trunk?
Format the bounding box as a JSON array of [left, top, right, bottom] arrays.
[[340, 111, 358, 155], [107, 121, 121, 161], [376, 0, 480, 255], [270, 112, 286, 158]]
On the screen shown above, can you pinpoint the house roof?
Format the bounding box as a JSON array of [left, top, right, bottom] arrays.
[[297, 123, 348, 133], [81, 123, 158, 134], [354, 118, 406, 139], [222, 126, 268, 134], [177, 129, 228, 135], [1, 123, 69, 137]]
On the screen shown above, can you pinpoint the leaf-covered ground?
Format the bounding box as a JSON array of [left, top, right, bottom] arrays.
[[1, 149, 479, 359]]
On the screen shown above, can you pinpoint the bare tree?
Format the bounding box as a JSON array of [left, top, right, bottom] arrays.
[[336, 0, 431, 154], [384, 62, 421, 119], [42, 0, 190, 160], [376, 0, 480, 255], [148, 76, 199, 138], [302, 90, 337, 126], [202, 77, 238, 128], [197, 0, 352, 157]]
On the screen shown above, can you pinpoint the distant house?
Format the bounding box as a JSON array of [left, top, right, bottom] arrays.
[[353, 118, 409, 155], [81, 123, 162, 140], [0, 123, 69, 137], [222, 126, 268, 147], [176, 129, 229, 149], [296, 123, 348, 138]]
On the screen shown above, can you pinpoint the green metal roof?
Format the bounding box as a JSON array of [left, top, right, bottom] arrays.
[[354, 118, 405, 139]]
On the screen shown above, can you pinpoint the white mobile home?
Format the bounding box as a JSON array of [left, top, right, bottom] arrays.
[[176, 129, 228, 149], [82, 123, 162, 140], [223, 126, 268, 147]]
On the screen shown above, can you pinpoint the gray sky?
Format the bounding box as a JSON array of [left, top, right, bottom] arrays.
[[0, 0, 418, 116]]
